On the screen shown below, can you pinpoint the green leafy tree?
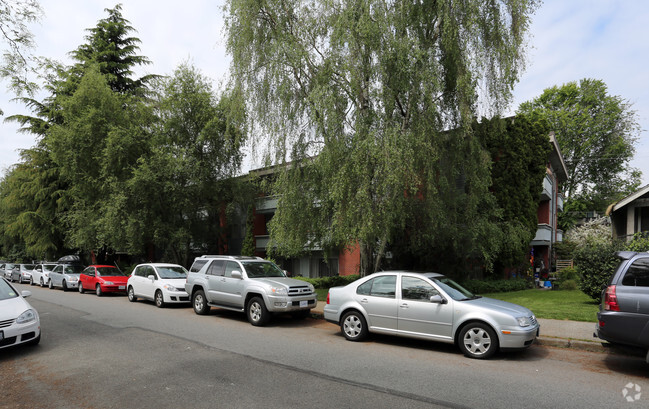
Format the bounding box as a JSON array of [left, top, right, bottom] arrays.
[[0, 0, 43, 99], [518, 79, 641, 227], [226, 0, 539, 275], [474, 114, 552, 271], [122, 64, 246, 265], [0, 146, 65, 259]]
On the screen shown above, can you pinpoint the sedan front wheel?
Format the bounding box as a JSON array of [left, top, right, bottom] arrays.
[[458, 322, 499, 359], [96, 285, 103, 297]]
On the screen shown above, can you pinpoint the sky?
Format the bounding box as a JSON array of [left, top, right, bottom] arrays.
[[1, 0, 648, 186]]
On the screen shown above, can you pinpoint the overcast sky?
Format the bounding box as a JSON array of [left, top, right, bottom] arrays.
[[1, 0, 648, 187]]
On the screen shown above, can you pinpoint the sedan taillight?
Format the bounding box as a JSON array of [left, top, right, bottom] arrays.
[[326, 292, 330, 305], [604, 285, 620, 311]]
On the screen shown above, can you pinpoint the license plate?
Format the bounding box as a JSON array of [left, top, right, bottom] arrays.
[[118, 286, 125, 290], [299, 300, 308, 308]]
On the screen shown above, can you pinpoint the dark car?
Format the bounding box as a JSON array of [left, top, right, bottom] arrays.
[[596, 251, 649, 361]]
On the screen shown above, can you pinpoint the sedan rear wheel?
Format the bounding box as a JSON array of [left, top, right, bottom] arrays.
[[78, 283, 85, 293], [341, 310, 368, 341], [29, 276, 34, 285], [458, 323, 498, 359]]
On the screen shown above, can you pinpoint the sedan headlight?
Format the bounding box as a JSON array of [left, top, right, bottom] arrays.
[[104, 281, 114, 285], [270, 286, 287, 296], [69, 276, 78, 282], [163, 284, 180, 292], [517, 316, 533, 327], [17, 309, 37, 324]]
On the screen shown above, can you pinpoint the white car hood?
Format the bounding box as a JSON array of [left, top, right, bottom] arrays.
[[0, 296, 32, 320], [465, 296, 533, 317]]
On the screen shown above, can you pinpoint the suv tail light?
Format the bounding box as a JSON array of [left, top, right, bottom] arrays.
[[604, 285, 620, 311]]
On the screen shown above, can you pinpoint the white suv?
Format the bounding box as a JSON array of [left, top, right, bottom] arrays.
[[185, 256, 316, 326]]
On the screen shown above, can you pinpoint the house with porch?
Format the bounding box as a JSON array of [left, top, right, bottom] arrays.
[[607, 184, 649, 241]]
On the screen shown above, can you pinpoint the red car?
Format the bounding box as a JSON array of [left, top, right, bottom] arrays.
[[78, 265, 129, 296]]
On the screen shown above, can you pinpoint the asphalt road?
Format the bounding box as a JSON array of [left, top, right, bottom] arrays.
[[2, 283, 648, 409]]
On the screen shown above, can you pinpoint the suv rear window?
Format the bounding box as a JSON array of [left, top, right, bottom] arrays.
[[622, 258, 649, 287]]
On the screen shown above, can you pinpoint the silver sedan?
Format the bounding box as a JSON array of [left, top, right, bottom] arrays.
[[324, 271, 539, 359]]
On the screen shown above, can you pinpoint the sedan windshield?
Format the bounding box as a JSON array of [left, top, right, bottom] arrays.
[[96, 267, 126, 276], [64, 265, 85, 275], [432, 277, 476, 301], [21, 264, 36, 271], [242, 262, 286, 278], [0, 279, 19, 301], [157, 266, 187, 279]]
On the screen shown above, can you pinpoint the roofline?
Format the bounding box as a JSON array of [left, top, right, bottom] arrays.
[[606, 184, 649, 215], [549, 132, 569, 183]]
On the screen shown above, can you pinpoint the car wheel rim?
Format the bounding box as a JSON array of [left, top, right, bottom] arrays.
[[343, 315, 362, 338], [128, 288, 134, 300], [156, 293, 162, 306], [40, 278, 44, 287], [194, 295, 204, 311], [250, 302, 261, 322], [463, 328, 491, 356]]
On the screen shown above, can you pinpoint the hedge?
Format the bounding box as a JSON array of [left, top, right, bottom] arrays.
[[460, 278, 531, 294]]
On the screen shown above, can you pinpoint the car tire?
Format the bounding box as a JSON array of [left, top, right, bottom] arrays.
[[96, 285, 103, 297], [78, 283, 85, 293], [192, 290, 210, 315], [62, 280, 68, 291], [40, 278, 44, 287], [48, 279, 53, 289], [155, 290, 165, 308], [29, 276, 34, 285], [340, 310, 368, 341], [127, 286, 137, 302], [247, 296, 270, 326], [458, 322, 499, 359]]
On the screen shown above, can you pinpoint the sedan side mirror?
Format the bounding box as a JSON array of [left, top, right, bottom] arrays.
[[147, 275, 156, 281], [231, 270, 242, 279], [430, 294, 446, 304]]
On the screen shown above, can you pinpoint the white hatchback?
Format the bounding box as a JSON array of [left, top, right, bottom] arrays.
[[127, 263, 190, 308], [0, 278, 41, 349]]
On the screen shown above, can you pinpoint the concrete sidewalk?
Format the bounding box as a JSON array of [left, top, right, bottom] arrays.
[[310, 301, 612, 354]]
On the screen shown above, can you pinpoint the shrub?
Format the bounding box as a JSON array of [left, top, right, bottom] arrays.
[[294, 275, 360, 289], [558, 266, 580, 282], [574, 240, 623, 301], [559, 279, 578, 291], [460, 278, 531, 294]]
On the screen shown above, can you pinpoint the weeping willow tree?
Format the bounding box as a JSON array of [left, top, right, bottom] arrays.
[[226, 0, 539, 276]]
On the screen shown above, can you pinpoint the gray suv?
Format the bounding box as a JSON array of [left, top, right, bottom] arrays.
[[185, 256, 317, 326], [597, 251, 649, 360]]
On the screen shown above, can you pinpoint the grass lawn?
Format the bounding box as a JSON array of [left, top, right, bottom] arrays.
[[483, 289, 600, 322]]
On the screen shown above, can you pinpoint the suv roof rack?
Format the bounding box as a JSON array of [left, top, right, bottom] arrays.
[[198, 255, 264, 260]]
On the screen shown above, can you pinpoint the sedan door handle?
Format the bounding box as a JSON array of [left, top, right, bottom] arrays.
[[400, 303, 409, 309], [360, 298, 368, 304]]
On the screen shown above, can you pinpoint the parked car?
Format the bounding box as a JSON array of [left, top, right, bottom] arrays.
[[0, 277, 41, 349], [10, 264, 36, 284], [1, 263, 15, 280], [597, 251, 649, 361], [31, 263, 57, 287], [79, 265, 129, 296], [127, 263, 190, 307], [324, 271, 539, 359], [185, 255, 316, 326], [49, 263, 85, 291]]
